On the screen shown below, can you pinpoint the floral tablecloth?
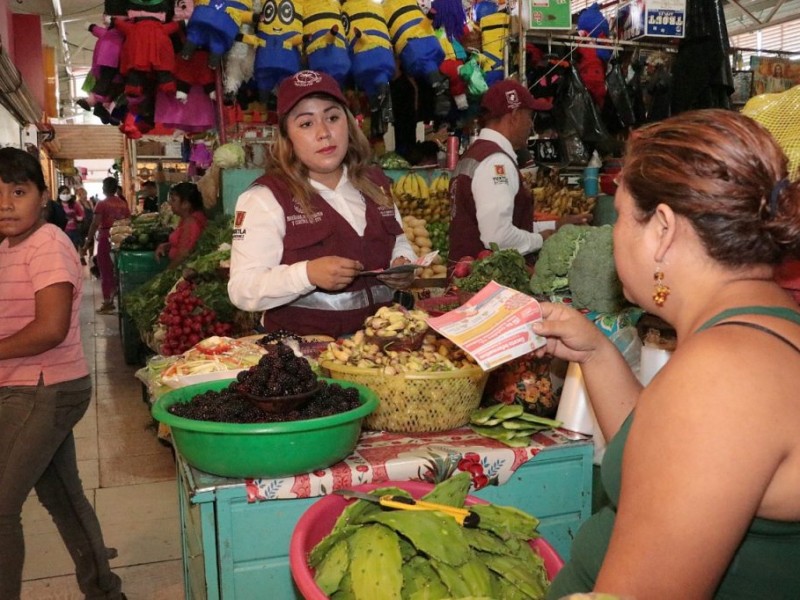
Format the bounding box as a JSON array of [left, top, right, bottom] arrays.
[[244, 427, 590, 503]]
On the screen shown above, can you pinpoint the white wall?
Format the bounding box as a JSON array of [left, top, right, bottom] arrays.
[[0, 105, 21, 148]]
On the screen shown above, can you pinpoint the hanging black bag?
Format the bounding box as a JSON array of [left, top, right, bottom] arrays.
[[606, 59, 636, 128], [553, 65, 609, 145]]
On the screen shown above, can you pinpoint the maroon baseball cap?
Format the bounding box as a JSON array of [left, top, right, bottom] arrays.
[[481, 79, 537, 119], [276, 71, 348, 118]]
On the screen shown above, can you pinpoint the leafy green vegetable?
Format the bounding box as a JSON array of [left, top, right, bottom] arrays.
[[529, 224, 591, 295], [568, 225, 624, 314], [454, 244, 530, 293]]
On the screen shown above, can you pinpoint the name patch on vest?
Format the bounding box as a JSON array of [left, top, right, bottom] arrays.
[[286, 210, 324, 226], [492, 164, 509, 185], [377, 205, 395, 218], [232, 210, 246, 240]]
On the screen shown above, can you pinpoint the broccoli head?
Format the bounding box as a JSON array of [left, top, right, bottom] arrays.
[[568, 225, 624, 314], [529, 224, 591, 295]]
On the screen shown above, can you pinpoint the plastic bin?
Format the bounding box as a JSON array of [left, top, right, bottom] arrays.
[[117, 251, 168, 365]]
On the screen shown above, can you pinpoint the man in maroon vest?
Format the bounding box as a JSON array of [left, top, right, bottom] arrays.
[[449, 79, 544, 266]]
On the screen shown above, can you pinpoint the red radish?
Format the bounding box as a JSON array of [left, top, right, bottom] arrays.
[[477, 249, 493, 260]]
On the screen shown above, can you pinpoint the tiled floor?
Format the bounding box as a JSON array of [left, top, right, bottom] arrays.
[[19, 269, 184, 599]]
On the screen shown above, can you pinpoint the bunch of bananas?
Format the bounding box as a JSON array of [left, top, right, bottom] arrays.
[[392, 171, 451, 223], [525, 169, 596, 217]]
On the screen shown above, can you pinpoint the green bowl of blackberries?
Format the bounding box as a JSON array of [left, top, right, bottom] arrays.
[[151, 344, 379, 479]]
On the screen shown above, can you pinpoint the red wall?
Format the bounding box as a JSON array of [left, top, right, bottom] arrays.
[[12, 13, 45, 110], [0, 0, 12, 57]]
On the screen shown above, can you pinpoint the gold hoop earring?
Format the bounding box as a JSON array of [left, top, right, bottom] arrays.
[[653, 270, 670, 307]]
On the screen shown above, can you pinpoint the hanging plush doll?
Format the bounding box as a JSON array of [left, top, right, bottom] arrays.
[[253, 0, 303, 103], [78, 17, 125, 125], [170, 0, 216, 102], [340, 0, 395, 138], [302, 0, 350, 85], [181, 0, 260, 69], [382, 0, 449, 118], [155, 0, 217, 132], [430, 0, 469, 111], [114, 0, 180, 99], [576, 2, 611, 110], [474, 0, 509, 86], [224, 0, 262, 103]]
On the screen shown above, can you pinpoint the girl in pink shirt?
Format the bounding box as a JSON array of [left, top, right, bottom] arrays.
[[0, 148, 124, 599]]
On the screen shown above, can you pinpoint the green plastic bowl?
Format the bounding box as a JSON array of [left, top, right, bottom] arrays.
[[151, 378, 378, 479]]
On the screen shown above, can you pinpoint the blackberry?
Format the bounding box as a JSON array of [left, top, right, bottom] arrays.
[[167, 381, 362, 424]]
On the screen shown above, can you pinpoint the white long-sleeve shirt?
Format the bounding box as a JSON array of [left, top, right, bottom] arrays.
[[471, 129, 544, 255], [227, 168, 416, 313]]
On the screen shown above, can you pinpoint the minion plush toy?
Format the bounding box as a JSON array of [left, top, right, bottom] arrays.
[[576, 2, 611, 109], [182, 0, 260, 69], [253, 0, 304, 103], [302, 0, 350, 85], [473, 0, 509, 86], [382, 0, 449, 118], [340, 0, 395, 137]]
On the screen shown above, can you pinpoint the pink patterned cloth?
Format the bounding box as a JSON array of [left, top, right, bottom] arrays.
[[245, 427, 589, 502]]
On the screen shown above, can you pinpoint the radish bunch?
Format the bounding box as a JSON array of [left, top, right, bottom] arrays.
[[158, 280, 233, 355]]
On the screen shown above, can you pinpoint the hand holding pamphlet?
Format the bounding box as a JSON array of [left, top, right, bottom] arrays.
[[427, 281, 546, 371]]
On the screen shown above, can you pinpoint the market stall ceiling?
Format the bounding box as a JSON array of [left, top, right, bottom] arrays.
[[10, 0, 800, 120], [47, 124, 125, 160]]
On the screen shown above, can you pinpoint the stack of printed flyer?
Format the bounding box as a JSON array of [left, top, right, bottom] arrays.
[[427, 281, 546, 371]]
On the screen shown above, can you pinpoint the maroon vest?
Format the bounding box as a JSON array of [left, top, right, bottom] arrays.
[[253, 169, 403, 337], [449, 139, 533, 264]]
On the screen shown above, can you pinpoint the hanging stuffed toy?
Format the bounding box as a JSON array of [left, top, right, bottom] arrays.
[[474, 0, 509, 86], [171, 1, 216, 102], [224, 0, 262, 104], [114, 0, 180, 99], [302, 0, 351, 85], [382, 0, 449, 118], [430, 0, 469, 111], [78, 17, 125, 125], [253, 0, 303, 103], [155, 0, 217, 132], [340, 0, 395, 138], [576, 2, 611, 110], [181, 0, 260, 69]]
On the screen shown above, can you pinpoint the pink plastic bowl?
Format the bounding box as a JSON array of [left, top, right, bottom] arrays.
[[289, 480, 565, 600]]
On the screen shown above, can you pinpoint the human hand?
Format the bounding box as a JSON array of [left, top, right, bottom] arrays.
[[558, 213, 593, 228], [531, 302, 606, 364], [377, 257, 417, 289], [154, 243, 168, 260], [307, 256, 364, 290]]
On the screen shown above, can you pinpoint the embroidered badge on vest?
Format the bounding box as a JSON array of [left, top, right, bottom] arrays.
[[233, 210, 246, 240]]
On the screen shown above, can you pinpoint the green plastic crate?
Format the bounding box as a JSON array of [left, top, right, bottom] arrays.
[[117, 250, 168, 274]]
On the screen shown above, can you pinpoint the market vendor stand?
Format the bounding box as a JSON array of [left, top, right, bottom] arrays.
[[175, 427, 592, 600]]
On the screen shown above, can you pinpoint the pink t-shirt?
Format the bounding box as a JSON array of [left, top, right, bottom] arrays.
[[0, 224, 88, 386]]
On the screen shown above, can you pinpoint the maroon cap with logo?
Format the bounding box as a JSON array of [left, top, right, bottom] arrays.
[[480, 79, 537, 119], [276, 70, 348, 118]]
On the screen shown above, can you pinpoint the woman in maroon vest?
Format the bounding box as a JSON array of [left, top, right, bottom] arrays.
[[228, 70, 417, 337]]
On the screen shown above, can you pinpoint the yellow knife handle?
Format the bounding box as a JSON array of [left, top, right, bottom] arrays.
[[379, 496, 480, 528]]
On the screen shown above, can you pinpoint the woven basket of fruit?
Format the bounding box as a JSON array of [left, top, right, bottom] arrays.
[[320, 361, 488, 433]]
